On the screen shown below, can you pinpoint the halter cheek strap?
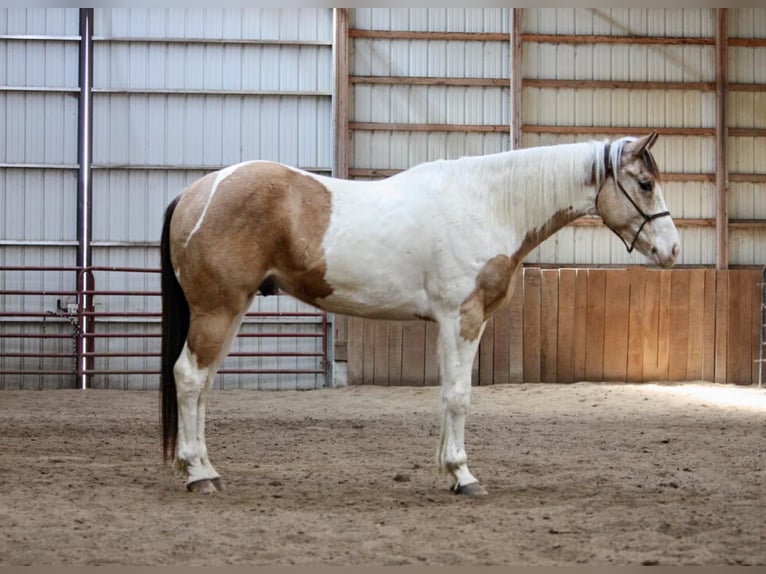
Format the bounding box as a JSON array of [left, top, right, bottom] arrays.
[[596, 143, 672, 254]]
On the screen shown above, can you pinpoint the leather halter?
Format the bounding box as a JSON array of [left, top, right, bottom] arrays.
[[595, 143, 672, 254]]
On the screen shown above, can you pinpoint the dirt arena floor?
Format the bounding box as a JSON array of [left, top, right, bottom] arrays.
[[1, 382, 765, 566]]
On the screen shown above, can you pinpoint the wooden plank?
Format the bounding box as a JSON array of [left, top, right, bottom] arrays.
[[642, 271, 661, 381], [493, 306, 511, 386], [372, 321, 390, 386], [714, 270, 729, 383], [715, 8, 729, 270], [349, 29, 509, 42], [656, 270, 673, 380], [556, 269, 576, 383], [540, 269, 559, 383], [522, 32, 714, 46], [363, 319, 376, 385], [727, 271, 744, 383], [668, 271, 691, 381], [729, 270, 753, 384], [603, 270, 630, 382], [347, 316, 365, 384], [522, 268, 542, 383], [507, 272, 524, 383], [333, 315, 348, 362], [510, 8, 522, 150], [351, 76, 508, 87], [478, 317, 494, 386], [387, 321, 403, 386], [400, 322, 426, 386], [584, 269, 606, 381], [685, 269, 706, 380], [752, 270, 762, 385], [626, 267, 645, 382], [333, 8, 349, 179], [701, 269, 718, 381], [424, 322, 440, 386], [572, 268, 589, 381]]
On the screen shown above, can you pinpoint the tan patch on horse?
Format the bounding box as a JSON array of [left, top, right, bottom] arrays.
[[170, 163, 334, 366], [459, 207, 578, 342], [459, 255, 514, 342]]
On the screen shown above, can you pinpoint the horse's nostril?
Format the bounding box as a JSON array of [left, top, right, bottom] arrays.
[[651, 247, 657, 255], [672, 243, 680, 258]]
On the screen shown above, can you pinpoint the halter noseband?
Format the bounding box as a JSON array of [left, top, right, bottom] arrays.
[[596, 142, 672, 254]]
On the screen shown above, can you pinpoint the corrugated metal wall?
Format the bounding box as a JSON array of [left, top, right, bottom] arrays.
[[349, 8, 511, 174], [1, 8, 334, 390], [728, 8, 766, 266], [2, 8, 763, 389], [0, 8, 80, 389]]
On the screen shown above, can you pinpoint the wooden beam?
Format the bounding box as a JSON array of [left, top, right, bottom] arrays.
[[524, 79, 716, 92], [350, 76, 508, 87], [524, 125, 716, 137], [716, 8, 729, 270], [333, 8, 349, 179], [510, 8, 523, 150], [348, 29, 508, 42], [349, 122, 508, 133], [522, 33, 714, 46]]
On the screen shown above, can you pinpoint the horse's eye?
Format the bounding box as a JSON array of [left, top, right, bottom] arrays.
[[639, 180, 654, 192]]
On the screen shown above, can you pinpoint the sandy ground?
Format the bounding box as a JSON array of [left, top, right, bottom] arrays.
[[1, 382, 765, 566]]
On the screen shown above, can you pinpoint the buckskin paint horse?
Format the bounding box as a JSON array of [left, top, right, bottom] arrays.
[[160, 133, 680, 495]]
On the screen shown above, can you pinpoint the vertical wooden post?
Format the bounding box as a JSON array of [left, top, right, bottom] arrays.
[[332, 8, 350, 384], [333, 8, 349, 179], [510, 8, 523, 150], [715, 8, 728, 270]]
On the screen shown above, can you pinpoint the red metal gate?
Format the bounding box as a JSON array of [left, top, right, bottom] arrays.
[[0, 266, 329, 390]]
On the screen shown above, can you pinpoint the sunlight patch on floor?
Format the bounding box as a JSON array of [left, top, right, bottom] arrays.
[[643, 382, 766, 412]]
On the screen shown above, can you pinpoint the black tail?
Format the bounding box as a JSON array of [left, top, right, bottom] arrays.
[[160, 195, 189, 463]]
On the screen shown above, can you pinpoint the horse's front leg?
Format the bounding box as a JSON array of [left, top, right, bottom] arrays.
[[436, 318, 488, 496]]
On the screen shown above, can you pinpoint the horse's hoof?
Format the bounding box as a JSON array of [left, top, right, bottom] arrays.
[[454, 482, 488, 496], [211, 477, 225, 491], [187, 479, 219, 494]]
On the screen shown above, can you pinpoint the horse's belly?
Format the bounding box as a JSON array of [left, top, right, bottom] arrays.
[[315, 276, 430, 321]]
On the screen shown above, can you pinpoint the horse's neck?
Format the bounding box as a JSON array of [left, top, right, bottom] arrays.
[[459, 143, 600, 248]]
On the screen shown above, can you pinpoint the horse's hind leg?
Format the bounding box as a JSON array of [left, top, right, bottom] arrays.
[[174, 303, 249, 493]]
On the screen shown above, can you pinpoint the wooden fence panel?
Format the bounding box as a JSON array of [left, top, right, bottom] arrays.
[[626, 267, 646, 381], [714, 270, 729, 383], [522, 268, 542, 382], [584, 269, 606, 381], [668, 270, 691, 381], [556, 269, 576, 383], [507, 272, 525, 383], [603, 270, 631, 381], [685, 269, 706, 379], [540, 269, 559, 383], [343, 267, 763, 386], [572, 268, 589, 381]]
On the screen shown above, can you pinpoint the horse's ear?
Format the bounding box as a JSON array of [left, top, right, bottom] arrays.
[[625, 132, 659, 157]]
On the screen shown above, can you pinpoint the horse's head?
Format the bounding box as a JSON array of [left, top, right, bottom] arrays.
[[595, 133, 680, 267]]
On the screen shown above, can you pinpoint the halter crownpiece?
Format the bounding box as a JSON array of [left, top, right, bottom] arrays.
[[596, 140, 671, 254]]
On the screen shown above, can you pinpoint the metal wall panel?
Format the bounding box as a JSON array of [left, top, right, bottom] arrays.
[[520, 8, 723, 266], [1, 8, 334, 390], [87, 8, 334, 390], [728, 8, 766, 266], [0, 9, 80, 389], [349, 8, 511, 175]]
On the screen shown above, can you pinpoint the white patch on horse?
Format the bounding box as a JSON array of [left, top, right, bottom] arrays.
[[184, 162, 251, 248]]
